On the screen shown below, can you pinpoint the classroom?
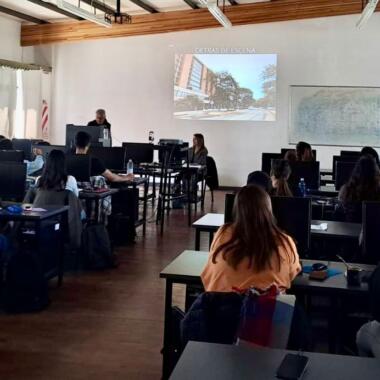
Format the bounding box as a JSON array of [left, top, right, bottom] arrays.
[[0, 1, 380, 379]]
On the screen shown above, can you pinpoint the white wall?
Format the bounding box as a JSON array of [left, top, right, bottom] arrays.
[[0, 15, 22, 61], [50, 14, 380, 186]]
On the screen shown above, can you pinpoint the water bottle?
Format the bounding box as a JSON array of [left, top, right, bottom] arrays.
[[103, 128, 109, 141], [127, 159, 134, 175], [298, 178, 306, 197]]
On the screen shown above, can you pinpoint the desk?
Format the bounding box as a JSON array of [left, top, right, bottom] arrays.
[[0, 206, 69, 286], [192, 214, 361, 250], [310, 186, 339, 198], [160, 250, 375, 377], [170, 341, 380, 380]]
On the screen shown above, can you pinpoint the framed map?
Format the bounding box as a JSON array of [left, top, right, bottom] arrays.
[[289, 86, 380, 147]]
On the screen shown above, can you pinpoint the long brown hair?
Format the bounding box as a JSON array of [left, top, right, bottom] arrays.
[[271, 159, 293, 197], [193, 133, 206, 153], [212, 185, 295, 272]]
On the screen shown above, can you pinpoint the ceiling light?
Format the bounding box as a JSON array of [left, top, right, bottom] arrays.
[[198, 0, 232, 29], [56, 0, 112, 27], [356, 0, 379, 29]]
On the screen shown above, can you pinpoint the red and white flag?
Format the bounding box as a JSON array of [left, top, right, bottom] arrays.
[[41, 99, 49, 140]]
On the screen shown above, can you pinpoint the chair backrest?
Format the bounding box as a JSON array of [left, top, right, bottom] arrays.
[[0, 162, 27, 201], [281, 148, 317, 160], [206, 156, 219, 190], [122, 142, 154, 165], [362, 202, 380, 264], [89, 146, 126, 171], [66, 155, 91, 182], [288, 161, 320, 192], [332, 155, 358, 180], [224, 193, 235, 223], [271, 196, 311, 257], [261, 153, 282, 175], [335, 161, 356, 190], [0, 150, 24, 163]]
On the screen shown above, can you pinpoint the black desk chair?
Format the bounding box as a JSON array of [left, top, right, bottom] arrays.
[[66, 155, 92, 182], [0, 150, 24, 163], [362, 202, 380, 264], [0, 162, 27, 202], [261, 153, 282, 175], [202, 156, 219, 206], [271, 196, 312, 258], [288, 161, 320, 194], [335, 161, 356, 191], [224, 193, 235, 224]]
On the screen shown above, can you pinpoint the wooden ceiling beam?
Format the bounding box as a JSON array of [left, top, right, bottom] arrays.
[[21, 0, 379, 47]]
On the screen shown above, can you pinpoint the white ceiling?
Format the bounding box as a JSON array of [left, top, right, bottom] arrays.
[[0, 0, 267, 23]]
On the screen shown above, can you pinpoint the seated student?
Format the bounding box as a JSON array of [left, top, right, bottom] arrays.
[[246, 171, 272, 193], [361, 146, 380, 165], [335, 156, 380, 223], [270, 159, 293, 197], [356, 265, 380, 358], [24, 149, 83, 248], [201, 185, 301, 293], [188, 134, 208, 166], [296, 141, 314, 161], [74, 131, 133, 182], [24, 141, 50, 176]]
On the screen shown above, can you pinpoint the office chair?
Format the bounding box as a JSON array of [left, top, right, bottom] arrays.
[[201, 156, 219, 206], [362, 202, 380, 264], [224, 193, 236, 224], [271, 196, 312, 258]]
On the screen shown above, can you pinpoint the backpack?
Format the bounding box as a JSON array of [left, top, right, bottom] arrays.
[[82, 223, 116, 270], [3, 249, 49, 313]]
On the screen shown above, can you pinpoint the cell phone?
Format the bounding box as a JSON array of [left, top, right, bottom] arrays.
[[276, 353, 309, 380]]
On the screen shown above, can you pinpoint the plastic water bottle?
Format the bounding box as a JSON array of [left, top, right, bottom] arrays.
[[298, 178, 306, 197], [127, 159, 134, 175]]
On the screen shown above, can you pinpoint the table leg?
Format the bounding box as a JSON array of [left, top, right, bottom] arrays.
[[57, 210, 68, 287], [143, 179, 148, 236], [162, 279, 174, 379], [195, 229, 201, 251]]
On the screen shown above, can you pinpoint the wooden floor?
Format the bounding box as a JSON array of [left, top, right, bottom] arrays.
[[0, 191, 224, 379]]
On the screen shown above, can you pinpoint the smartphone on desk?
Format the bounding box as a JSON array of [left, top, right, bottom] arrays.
[[276, 353, 309, 380]]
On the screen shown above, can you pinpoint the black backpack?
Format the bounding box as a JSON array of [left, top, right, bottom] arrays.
[[4, 250, 49, 313], [82, 223, 116, 270]]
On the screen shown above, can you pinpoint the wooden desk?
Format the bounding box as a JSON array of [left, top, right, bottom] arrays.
[[192, 214, 361, 250], [0, 206, 69, 286], [170, 341, 380, 380], [160, 250, 375, 377]]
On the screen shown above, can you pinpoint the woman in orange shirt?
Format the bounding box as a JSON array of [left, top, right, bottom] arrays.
[[201, 185, 301, 293]]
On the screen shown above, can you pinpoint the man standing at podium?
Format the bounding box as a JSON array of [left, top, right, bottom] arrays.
[[88, 109, 111, 146]]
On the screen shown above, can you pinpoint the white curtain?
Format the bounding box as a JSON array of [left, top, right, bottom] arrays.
[[0, 67, 17, 138]]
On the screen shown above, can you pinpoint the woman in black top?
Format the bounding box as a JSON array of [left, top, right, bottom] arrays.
[[336, 156, 380, 222], [188, 134, 208, 166]]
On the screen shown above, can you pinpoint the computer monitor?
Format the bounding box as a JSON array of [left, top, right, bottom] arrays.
[[0, 162, 26, 201], [261, 153, 283, 175], [122, 142, 154, 165], [158, 142, 189, 164], [288, 161, 320, 191], [281, 148, 317, 160], [65, 124, 110, 150], [335, 161, 356, 190], [12, 139, 33, 160], [66, 155, 91, 182], [0, 150, 24, 163], [89, 146, 126, 171], [34, 144, 67, 160], [332, 155, 358, 180], [340, 150, 361, 158]]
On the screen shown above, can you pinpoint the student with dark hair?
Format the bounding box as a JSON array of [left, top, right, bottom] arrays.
[[356, 265, 380, 358], [270, 159, 293, 197], [246, 171, 272, 193], [24, 150, 83, 248], [189, 134, 208, 166], [336, 156, 380, 222], [296, 141, 313, 161], [0, 138, 13, 150], [75, 131, 133, 182], [361, 146, 379, 165], [201, 185, 301, 292], [284, 149, 297, 162]]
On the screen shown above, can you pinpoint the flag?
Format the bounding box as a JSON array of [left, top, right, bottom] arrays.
[[41, 99, 49, 140]]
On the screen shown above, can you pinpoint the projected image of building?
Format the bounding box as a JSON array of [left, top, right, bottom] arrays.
[[174, 54, 216, 108]]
